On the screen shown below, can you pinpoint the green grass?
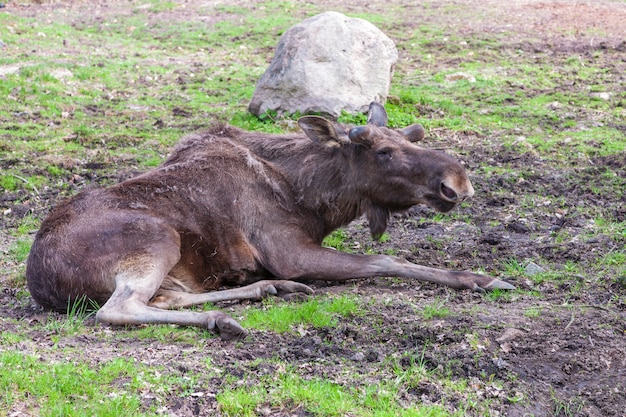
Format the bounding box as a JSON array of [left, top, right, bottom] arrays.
[[322, 229, 353, 252], [0, 352, 145, 416], [389, 33, 624, 160], [216, 364, 455, 417], [7, 239, 32, 263], [0, 331, 27, 345], [485, 288, 514, 302], [42, 296, 98, 337], [0, 175, 21, 192], [126, 324, 209, 344], [524, 306, 543, 318], [500, 258, 526, 278], [421, 298, 452, 319], [241, 295, 362, 332], [216, 348, 501, 417], [13, 215, 40, 236]]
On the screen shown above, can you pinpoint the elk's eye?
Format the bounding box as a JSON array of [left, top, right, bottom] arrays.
[[441, 182, 457, 201], [377, 148, 392, 158]]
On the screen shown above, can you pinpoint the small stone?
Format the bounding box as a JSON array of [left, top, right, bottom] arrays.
[[445, 72, 476, 83], [496, 328, 525, 343], [492, 357, 507, 369], [524, 261, 545, 275], [365, 350, 382, 362], [547, 101, 561, 110], [0, 64, 21, 77], [590, 92, 611, 100], [351, 352, 365, 362], [49, 68, 73, 80]]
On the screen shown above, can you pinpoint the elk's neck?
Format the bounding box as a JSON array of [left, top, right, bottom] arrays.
[[241, 133, 366, 233]]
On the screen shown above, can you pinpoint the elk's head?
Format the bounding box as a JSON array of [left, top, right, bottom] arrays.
[[298, 102, 475, 238]]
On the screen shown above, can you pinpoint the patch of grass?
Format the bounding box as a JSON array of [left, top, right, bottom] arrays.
[[550, 390, 585, 417], [0, 331, 27, 346], [500, 258, 526, 278], [230, 111, 288, 132], [12, 215, 40, 237], [142, 155, 164, 168], [594, 217, 626, 241], [43, 296, 98, 337], [217, 363, 453, 417], [393, 346, 430, 386], [126, 324, 208, 344], [525, 128, 626, 159], [0, 174, 21, 191], [0, 173, 45, 196], [596, 250, 626, 286], [423, 235, 445, 250], [599, 250, 626, 267], [524, 306, 543, 318], [8, 239, 32, 263], [0, 352, 145, 416], [46, 165, 65, 177], [148, 0, 176, 13], [421, 298, 452, 319], [322, 229, 352, 252], [465, 332, 490, 353], [383, 247, 399, 255], [485, 288, 514, 302], [391, 35, 624, 157], [377, 232, 392, 243], [337, 109, 368, 125], [218, 386, 264, 417], [241, 295, 361, 333]]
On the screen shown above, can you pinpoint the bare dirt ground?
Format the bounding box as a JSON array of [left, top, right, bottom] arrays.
[[1, 1, 625, 416]]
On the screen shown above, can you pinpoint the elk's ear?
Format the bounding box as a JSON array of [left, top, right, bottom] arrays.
[[298, 116, 349, 148], [348, 125, 375, 148], [401, 123, 426, 143], [367, 102, 388, 127]]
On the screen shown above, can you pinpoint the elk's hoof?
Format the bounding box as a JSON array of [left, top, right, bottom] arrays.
[[281, 292, 310, 302], [208, 314, 247, 341], [273, 281, 315, 299], [485, 279, 516, 291]]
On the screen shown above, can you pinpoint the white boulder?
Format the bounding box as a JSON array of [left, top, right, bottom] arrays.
[[249, 11, 398, 118]]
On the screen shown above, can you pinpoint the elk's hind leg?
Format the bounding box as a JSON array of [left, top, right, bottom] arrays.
[[149, 279, 315, 309], [95, 238, 245, 341]]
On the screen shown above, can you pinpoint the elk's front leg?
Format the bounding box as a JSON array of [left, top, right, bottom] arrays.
[[265, 244, 515, 291]]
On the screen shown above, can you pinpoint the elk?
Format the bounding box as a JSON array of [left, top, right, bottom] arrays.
[[26, 102, 514, 341]]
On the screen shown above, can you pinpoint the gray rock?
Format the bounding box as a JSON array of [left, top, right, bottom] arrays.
[[249, 11, 397, 118], [524, 261, 545, 276], [496, 328, 525, 343]]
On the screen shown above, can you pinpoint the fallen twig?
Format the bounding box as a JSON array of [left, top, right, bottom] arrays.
[[11, 174, 41, 197], [564, 310, 575, 331]]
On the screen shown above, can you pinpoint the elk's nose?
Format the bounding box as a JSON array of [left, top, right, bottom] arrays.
[[441, 180, 474, 202], [440, 182, 458, 201], [458, 183, 475, 202]]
